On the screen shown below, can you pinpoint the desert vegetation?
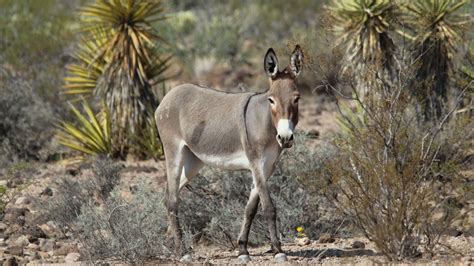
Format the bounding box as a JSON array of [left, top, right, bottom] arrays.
[[0, 0, 472, 264]]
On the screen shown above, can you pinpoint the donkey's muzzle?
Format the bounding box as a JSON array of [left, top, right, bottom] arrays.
[[277, 133, 294, 149]]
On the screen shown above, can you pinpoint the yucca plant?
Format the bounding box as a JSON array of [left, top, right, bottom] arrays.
[[327, 0, 400, 98], [62, 0, 170, 158], [57, 100, 113, 160], [402, 0, 470, 119], [63, 34, 107, 96]]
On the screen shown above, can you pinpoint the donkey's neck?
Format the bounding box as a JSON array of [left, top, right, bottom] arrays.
[[244, 92, 280, 155]]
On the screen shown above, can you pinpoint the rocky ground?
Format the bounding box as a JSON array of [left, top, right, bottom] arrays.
[[0, 92, 472, 265], [191, 236, 473, 265]]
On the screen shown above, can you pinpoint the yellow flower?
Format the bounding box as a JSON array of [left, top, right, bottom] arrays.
[[296, 226, 303, 233]]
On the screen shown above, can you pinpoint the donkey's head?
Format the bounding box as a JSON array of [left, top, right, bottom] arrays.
[[264, 45, 304, 148]]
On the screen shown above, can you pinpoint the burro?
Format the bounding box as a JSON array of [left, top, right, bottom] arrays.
[[155, 45, 304, 263]]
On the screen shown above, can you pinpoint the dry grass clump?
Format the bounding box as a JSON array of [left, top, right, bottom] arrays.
[[45, 159, 122, 229], [76, 184, 171, 263]]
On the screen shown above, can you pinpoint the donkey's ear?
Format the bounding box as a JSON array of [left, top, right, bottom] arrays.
[[290, 45, 304, 78], [264, 48, 279, 78]]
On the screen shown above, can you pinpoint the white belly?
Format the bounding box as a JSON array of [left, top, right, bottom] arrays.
[[196, 151, 250, 170]]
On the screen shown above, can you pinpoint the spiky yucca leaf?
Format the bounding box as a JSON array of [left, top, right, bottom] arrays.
[[403, 0, 469, 118], [77, 0, 169, 137], [57, 100, 112, 158], [327, 0, 400, 97], [79, 0, 168, 85], [63, 30, 108, 96]]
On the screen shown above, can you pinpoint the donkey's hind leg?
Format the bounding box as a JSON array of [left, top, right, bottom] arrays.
[[163, 141, 186, 257]]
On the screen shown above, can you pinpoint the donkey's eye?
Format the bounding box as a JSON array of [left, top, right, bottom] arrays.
[[268, 98, 275, 105], [294, 97, 300, 104]]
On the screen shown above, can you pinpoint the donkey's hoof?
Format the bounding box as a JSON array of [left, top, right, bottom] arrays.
[[238, 254, 251, 263], [180, 254, 193, 263], [274, 253, 287, 263]]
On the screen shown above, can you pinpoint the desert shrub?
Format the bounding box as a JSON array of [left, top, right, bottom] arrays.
[[45, 159, 122, 228], [76, 184, 171, 263], [319, 68, 472, 260], [0, 68, 55, 165]]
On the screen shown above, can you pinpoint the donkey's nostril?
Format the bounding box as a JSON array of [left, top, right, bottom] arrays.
[[277, 135, 282, 140], [289, 134, 294, 141]]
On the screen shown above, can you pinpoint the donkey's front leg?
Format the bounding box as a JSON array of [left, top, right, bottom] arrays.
[[252, 169, 287, 262], [237, 187, 259, 262]]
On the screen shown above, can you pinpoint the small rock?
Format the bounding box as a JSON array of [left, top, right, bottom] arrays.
[[13, 235, 29, 247], [180, 254, 192, 263], [4, 224, 23, 237], [64, 252, 81, 263], [65, 167, 79, 176], [38, 239, 55, 252], [8, 178, 25, 188], [445, 228, 462, 237], [5, 245, 23, 256], [274, 253, 287, 263], [2, 257, 18, 266], [307, 129, 320, 139], [31, 251, 41, 260], [38, 251, 50, 259], [318, 233, 335, 243], [14, 196, 30, 205], [27, 243, 39, 251], [351, 240, 365, 249], [295, 236, 310, 246], [53, 244, 78, 256], [238, 254, 251, 263], [4, 208, 29, 225], [0, 223, 7, 231], [38, 222, 62, 239], [0, 180, 7, 187], [26, 226, 47, 242], [39, 187, 53, 197], [23, 248, 35, 256]]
